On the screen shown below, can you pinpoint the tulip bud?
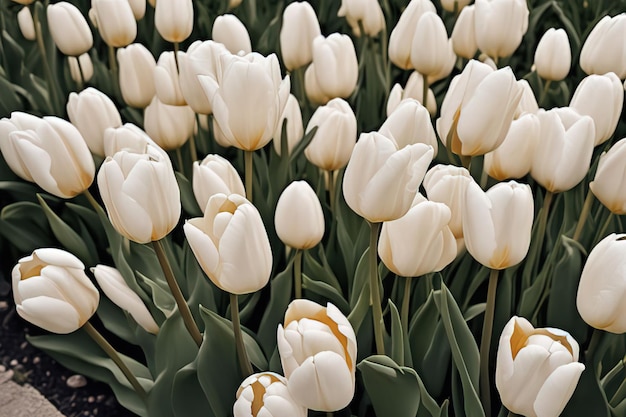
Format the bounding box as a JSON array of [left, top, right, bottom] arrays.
[[103, 123, 167, 159], [234, 372, 307, 417], [11, 0, 35, 4], [92, 265, 159, 334], [589, 139, 626, 214], [496, 316, 584, 417], [155, 0, 193, 43], [379, 98, 438, 155], [212, 14, 251, 55], [388, 0, 436, 69], [337, 0, 385, 37], [577, 233, 626, 333], [277, 299, 357, 411], [569, 72, 623, 146], [47, 2, 93, 56], [199, 52, 290, 151], [441, 0, 471, 12], [474, 0, 529, 59], [580, 14, 626, 79], [117, 43, 157, 108], [154, 51, 186, 106], [67, 87, 122, 156], [426, 39, 457, 85], [128, 0, 146, 20], [143, 97, 195, 150], [534, 28, 571, 81], [192, 154, 245, 211], [183, 193, 272, 294], [304, 98, 357, 171], [275, 181, 324, 250], [530, 107, 595, 193], [280, 2, 321, 71], [386, 72, 437, 117], [451, 5, 477, 59], [273, 94, 304, 156], [0, 114, 95, 198], [179, 41, 227, 114], [97, 140, 181, 243], [379, 195, 456, 277], [411, 12, 450, 77], [68, 53, 94, 84], [12, 248, 99, 334], [311, 33, 358, 99], [343, 132, 434, 223], [304, 63, 332, 105], [91, 0, 137, 48], [515, 79, 539, 118], [17, 7, 35, 41]]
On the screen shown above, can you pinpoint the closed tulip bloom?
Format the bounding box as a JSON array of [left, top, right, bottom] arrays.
[[484, 113, 540, 180], [155, 0, 193, 43], [464, 181, 533, 269], [474, 0, 529, 59], [183, 193, 272, 294], [343, 132, 434, 223], [277, 299, 357, 411], [144, 97, 195, 150], [212, 14, 251, 55], [192, 154, 245, 211], [128, 0, 146, 20], [103, 123, 168, 159], [200, 53, 290, 151], [67, 87, 122, 156], [530, 108, 595, 193], [441, 0, 471, 12], [234, 372, 307, 417], [12, 0, 35, 4], [304, 98, 357, 171], [589, 139, 626, 214], [437, 60, 523, 156], [117, 43, 157, 108], [580, 14, 626, 79], [179, 41, 227, 114], [426, 40, 457, 85], [570, 72, 623, 146], [451, 5, 477, 59], [91, 0, 137, 48], [411, 12, 450, 77], [496, 316, 585, 417], [534, 28, 571, 81], [273, 94, 304, 156], [379, 195, 456, 277], [92, 265, 159, 334], [312, 34, 358, 99], [304, 63, 332, 105], [337, 0, 385, 37], [68, 53, 94, 83], [379, 99, 438, 155], [0, 115, 95, 198], [47, 2, 93, 56], [275, 181, 324, 250], [515, 79, 539, 118], [386, 72, 437, 117], [577, 234, 626, 333], [280, 2, 321, 71], [388, 0, 436, 69], [17, 7, 35, 41], [97, 141, 181, 243], [154, 51, 186, 106], [12, 248, 99, 334]]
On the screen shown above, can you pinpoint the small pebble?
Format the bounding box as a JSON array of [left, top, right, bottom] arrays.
[[20, 342, 28, 350], [67, 374, 88, 388], [33, 356, 40, 364], [9, 359, 17, 366], [21, 356, 28, 363], [88, 396, 95, 403], [0, 301, 8, 311]]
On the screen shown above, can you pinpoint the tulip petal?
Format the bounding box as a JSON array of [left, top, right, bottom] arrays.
[[17, 297, 81, 334], [533, 362, 585, 417]]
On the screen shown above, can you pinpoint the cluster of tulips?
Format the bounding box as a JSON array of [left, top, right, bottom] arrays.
[[1, 0, 626, 416]]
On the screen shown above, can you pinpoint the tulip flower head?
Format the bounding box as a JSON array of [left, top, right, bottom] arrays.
[[117, 43, 157, 108], [337, 0, 386, 37], [192, 154, 245, 211], [580, 14, 626, 79], [212, 14, 252, 55], [280, 2, 321, 71], [91, 0, 137, 48], [68, 53, 94, 84], [589, 139, 626, 214], [47, 2, 93, 56], [451, 5, 478, 60], [155, 0, 194, 43], [379, 98, 438, 155], [154, 51, 187, 106], [143, 96, 195, 150], [17, 7, 35, 41], [12, 248, 99, 334], [388, 0, 437, 69], [534, 28, 571, 81], [234, 372, 307, 417], [311, 34, 358, 99], [274, 181, 325, 250], [474, 0, 529, 59], [411, 12, 450, 77], [496, 316, 585, 417]]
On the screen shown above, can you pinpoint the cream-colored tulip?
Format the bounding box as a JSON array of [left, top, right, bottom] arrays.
[[530, 108, 595, 193], [304, 98, 356, 171], [343, 132, 434, 223], [47, 2, 93, 56], [580, 14, 626, 79], [17, 7, 35, 41], [92, 265, 159, 334], [12, 248, 99, 334], [441, 0, 471, 12], [234, 372, 307, 417], [577, 233, 626, 333], [496, 316, 585, 417], [474, 0, 529, 59], [275, 181, 324, 250], [534, 28, 571, 81], [277, 299, 357, 411], [117, 43, 157, 108], [386, 72, 437, 117], [337, 0, 385, 37], [143, 97, 195, 150], [273, 94, 303, 156], [212, 14, 251, 55], [311, 34, 358, 99], [154, 51, 186, 106], [192, 154, 245, 211], [128, 0, 146, 20], [379, 99, 438, 154], [103, 123, 167, 159], [155, 0, 193, 43], [569, 72, 623, 146], [179, 40, 227, 114], [280, 2, 321, 71], [67, 87, 122, 156], [68, 53, 94, 84], [463, 181, 534, 269], [183, 193, 272, 294], [589, 139, 626, 214], [304, 63, 332, 105], [388, 0, 436, 69], [91, 0, 137, 48], [411, 12, 450, 77], [451, 5, 477, 59], [515, 79, 539, 118], [426, 39, 457, 85]]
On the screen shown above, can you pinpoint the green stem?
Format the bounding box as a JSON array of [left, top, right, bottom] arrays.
[[176, 147, 185, 175], [594, 212, 614, 245], [327, 170, 336, 213], [368, 221, 385, 355], [479, 268, 500, 417], [190, 114, 199, 162], [230, 293, 253, 377], [83, 189, 102, 212], [75, 54, 85, 91], [32, 5, 61, 114], [586, 328, 603, 362], [572, 190, 594, 242], [108, 45, 121, 101], [531, 190, 554, 276], [173, 42, 180, 73], [538, 79, 552, 107], [294, 249, 303, 299], [152, 240, 203, 347], [83, 321, 148, 402], [401, 276, 411, 335], [244, 150, 253, 202]]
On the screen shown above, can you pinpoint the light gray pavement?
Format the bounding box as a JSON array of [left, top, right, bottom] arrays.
[[0, 367, 63, 417]]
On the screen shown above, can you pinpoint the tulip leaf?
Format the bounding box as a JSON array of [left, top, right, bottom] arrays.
[[182, 242, 218, 331], [136, 271, 176, 318], [66, 202, 107, 248], [171, 360, 215, 417], [303, 249, 343, 294], [349, 247, 370, 308], [0, 202, 55, 252], [0, 76, 22, 117], [175, 171, 202, 217], [388, 300, 411, 367], [358, 355, 421, 417], [257, 260, 293, 355], [563, 364, 611, 417], [0, 180, 39, 200], [302, 273, 350, 314]]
